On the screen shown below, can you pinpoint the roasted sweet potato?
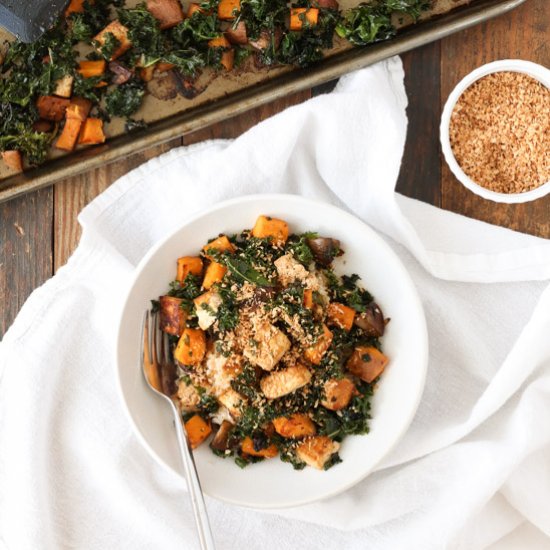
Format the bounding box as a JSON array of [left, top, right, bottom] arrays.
[[289, 7, 319, 30], [93, 20, 132, 60], [273, 414, 316, 438], [77, 60, 106, 78], [156, 61, 176, 72], [174, 328, 206, 366], [202, 262, 227, 290], [65, 0, 88, 16], [251, 215, 289, 244], [1, 151, 23, 173], [207, 35, 231, 49], [176, 256, 203, 283], [241, 436, 278, 458], [78, 118, 106, 145], [159, 295, 187, 336], [225, 21, 247, 45], [139, 64, 156, 82], [326, 302, 356, 332], [303, 289, 313, 309], [304, 324, 333, 365], [66, 101, 91, 123], [53, 74, 74, 98], [346, 346, 389, 383], [202, 235, 235, 259], [185, 414, 212, 449], [32, 120, 53, 133], [321, 378, 357, 411], [220, 50, 235, 71], [146, 0, 185, 29], [55, 118, 83, 152], [187, 3, 206, 16], [36, 96, 70, 121], [218, 0, 240, 20]]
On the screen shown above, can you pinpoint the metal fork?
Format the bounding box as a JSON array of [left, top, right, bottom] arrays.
[[141, 310, 216, 550]]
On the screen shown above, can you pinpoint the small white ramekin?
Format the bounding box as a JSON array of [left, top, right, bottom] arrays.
[[440, 59, 550, 204]]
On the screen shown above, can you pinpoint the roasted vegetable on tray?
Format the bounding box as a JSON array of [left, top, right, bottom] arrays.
[[152, 215, 390, 470], [0, 0, 431, 173]]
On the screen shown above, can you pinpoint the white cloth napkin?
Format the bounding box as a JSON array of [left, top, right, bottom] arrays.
[[1, 57, 550, 550]]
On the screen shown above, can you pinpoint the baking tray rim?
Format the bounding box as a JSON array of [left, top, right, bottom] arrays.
[[0, 0, 527, 204]]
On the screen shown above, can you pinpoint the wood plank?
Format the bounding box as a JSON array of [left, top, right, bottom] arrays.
[[440, 0, 550, 238], [398, 41, 442, 206], [53, 140, 182, 270], [0, 188, 53, 337], [184, 91, 312, 144]]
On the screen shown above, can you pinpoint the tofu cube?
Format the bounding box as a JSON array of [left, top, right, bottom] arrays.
[[218, 389, 245, 419], [244, 321, 291, 371], [176, 379, 201, 413], [274, 253, 309, 287], [194, 290, 222, 330], [260, 365, 312, 399], [296, 436, 340, 470]]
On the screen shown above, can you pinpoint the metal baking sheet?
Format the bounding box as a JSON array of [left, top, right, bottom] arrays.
[[0, 0, 527, 203]]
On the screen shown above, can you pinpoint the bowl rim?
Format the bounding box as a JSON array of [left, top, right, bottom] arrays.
[[440, 59, 550, 204], [114, 193, 429, 508]]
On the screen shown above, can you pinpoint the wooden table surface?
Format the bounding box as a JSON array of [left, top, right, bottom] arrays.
[[0, 0, 548, 338]]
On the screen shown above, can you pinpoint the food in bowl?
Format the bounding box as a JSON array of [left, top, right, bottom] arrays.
[[448, 71, 550, 194], [153, 214, 390, 470]]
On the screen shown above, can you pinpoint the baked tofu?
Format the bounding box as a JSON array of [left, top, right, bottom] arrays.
[[194, 290, 222, 330], [218, 388, 245, 419], [260, 365, 311, 399], [296, 436, 340, 470], [176, 379, 201, 413], [244, 321, 291, 371], [274, 253, 309, 287]]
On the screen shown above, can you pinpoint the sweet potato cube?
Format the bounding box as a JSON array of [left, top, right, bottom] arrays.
[[146, 0, 184, 29], [65, 0, 88, 16], [187, 3, 205, 16], [36, 96, 70, 121], [304, 324, 333, 365], [93, 20, 132, 60], [139, 64, 156, 82], [321, 378, 357, 411], [69, 97, 92, 122], [174, 328, 206, 366], [296, 436, 339, 470], [346, 346, 389, 383], [220, 49, 235, 71], [273, 413, 316, 438], [303, 289, 313, 309], [202, 235, 235, 259], [225, 20, 247, 45], [202, 262, 227, 290], [185, 414, 212, 449], [55, 118, 83, 152], [156, 61, 176, 72], [54, 74, 74, 98], [78, 118, 106, 145], [207, 35, 231, 49], [241, 436, 278, 458], [218, 0, 240, 20], [176, 256, 203, 283], [251, 215, 289, 244], [159, 295, 187, 336], [326, 302, 356, 332], [289, 7, 319, 31], [77, 60, 106, 78], [1, 151, 23, 173]]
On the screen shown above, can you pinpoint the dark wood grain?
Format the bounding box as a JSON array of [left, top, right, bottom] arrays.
[[397, 41, 442, 206], [0, 188, 53, 336], [440, 0, 550, 237], [53, 140, 182, 270]]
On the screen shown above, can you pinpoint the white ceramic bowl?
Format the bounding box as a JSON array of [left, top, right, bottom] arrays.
[[115, 194, 428, 508], [440, 59, 550, 204]]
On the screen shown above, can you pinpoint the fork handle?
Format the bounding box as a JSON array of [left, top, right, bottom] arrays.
[[172, 405, 216, 550]]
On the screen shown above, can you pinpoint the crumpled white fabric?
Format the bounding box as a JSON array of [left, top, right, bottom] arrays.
[[1, 57, 550, 550]]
